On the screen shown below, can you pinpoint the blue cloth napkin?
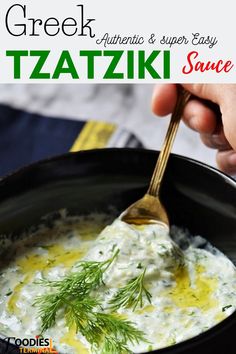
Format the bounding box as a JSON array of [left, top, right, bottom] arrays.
[[0, 104, 142, 177]]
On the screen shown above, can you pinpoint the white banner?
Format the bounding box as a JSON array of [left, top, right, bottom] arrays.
[[0, 0, 235, 83]]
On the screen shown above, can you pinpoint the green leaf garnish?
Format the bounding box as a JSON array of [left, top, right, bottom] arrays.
[[222, 305, 232, 312], [34, 249, 148, 353], [34, 250, 119, 330], [109, 267, 152, 311]]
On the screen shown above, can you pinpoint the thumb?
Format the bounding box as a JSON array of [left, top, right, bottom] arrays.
[[182, 84, 223, 104]]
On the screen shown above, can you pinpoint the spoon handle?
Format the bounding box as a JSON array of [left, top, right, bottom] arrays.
[[147, 87, 191, 196]]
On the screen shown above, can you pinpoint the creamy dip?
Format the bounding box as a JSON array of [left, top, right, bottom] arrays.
[[0, 212, 235, 353]]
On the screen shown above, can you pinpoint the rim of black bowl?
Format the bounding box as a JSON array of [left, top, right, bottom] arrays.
[[0, 147, 235, 354], [0, 147, 235, 185]]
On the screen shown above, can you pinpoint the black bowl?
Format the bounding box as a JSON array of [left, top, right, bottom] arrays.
[[0, 148, 235, 354]]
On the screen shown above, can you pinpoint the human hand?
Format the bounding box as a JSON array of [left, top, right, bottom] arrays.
[[152, 84, 236, 174]]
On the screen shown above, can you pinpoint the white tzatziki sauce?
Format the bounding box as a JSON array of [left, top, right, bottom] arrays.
[[0, 213, 235, 353]]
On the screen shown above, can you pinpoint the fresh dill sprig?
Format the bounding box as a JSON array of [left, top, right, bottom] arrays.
[[34, 250, 119, 331], [34, 249, 148, 353], [100, 337, 132, 354], [34, 293, 64, 332], [65, 296, 101, 335], [37, 249, 119, 298], [95, 313, 146, 354], [109, 267, 152, 311], [66, 303, 146, 354], [94, 312, 146, 347]]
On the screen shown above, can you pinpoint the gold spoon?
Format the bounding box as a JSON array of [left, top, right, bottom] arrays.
[[121, 87, 191, 228]]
